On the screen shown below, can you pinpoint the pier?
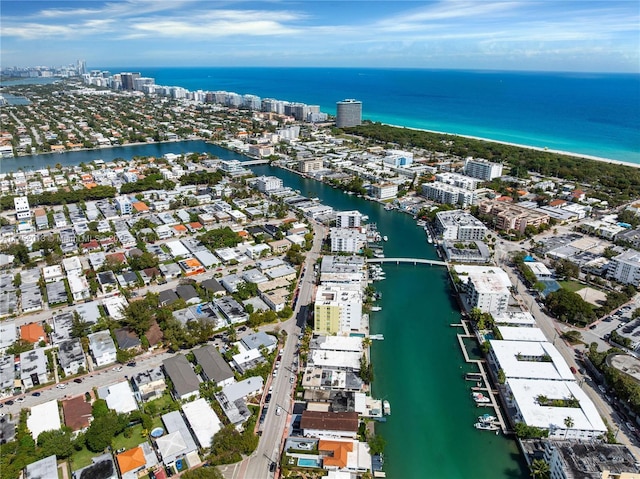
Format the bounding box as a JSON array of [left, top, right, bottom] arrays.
[[455, 320, 510, 434]]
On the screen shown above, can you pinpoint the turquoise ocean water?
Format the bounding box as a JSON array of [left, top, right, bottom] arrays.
[[102, 67, 640, 162]]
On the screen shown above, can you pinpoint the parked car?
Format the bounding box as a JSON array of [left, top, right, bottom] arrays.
[[74, 378, 83, 383], [56, 384, 67, 390], [275, 407, 282, 416], [16, 397, 25, 403], [31, 392, 41, 397], [127, 362, 137, 367], [570, 366, 578, 374], [4, 400, 13, 406]]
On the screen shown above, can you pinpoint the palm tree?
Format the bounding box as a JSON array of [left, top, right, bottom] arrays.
[[529, 458, 550, 479], [564, 416, 575, 439]]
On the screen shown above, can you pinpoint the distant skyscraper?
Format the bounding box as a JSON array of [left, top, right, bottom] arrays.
[[336, 99, 362, 128], [77, 60, 87, 75], [120, 72, 141, 91]]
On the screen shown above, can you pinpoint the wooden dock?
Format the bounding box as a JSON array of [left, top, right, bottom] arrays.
[[454, 320, 510, 435]]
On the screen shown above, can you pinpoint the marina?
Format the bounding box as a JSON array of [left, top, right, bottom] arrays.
[[455, 320, 510, 434]]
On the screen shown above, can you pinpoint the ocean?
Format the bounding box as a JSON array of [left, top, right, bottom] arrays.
[[103, 67, 640, 163]]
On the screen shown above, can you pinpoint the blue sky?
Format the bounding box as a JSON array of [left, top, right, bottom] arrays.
[[2, 1, 639, 72]]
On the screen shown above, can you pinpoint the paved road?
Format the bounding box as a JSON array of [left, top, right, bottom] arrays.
[[0, 348, 173, 417], [220, 221, 325, 479]]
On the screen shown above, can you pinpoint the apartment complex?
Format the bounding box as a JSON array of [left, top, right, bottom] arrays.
[[479, 200, 550, 234]]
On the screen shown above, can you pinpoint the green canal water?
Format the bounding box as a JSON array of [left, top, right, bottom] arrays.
[[252, 165, 529, 479]]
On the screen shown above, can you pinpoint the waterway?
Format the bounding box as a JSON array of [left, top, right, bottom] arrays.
[[5, 141, 529, 477], [249, 164, 529, 478]]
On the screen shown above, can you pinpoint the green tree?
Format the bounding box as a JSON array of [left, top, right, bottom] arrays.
[[6, 339, 34, 355], [529, 458, 550, 479], [85, 411, 127, 452], [37, 429, 75, 458]]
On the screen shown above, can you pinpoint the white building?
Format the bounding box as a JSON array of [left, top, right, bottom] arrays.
[[464, 157, 503, 180], [383, 149, 413, 167], [255, 175, 283, 193], [88, 330, 117, 367], [14, 196, 31, 220], [506, 378, 607, 440], [335, 211, 363, 229], [607, 250, 640, 287], [114, 196, 132, 215], [330, 228, 366, 253], [314, 285, 363, 333], [370, 182, 398, 200], [435, 172, 479, 191], [422, 182, 475, 207], [454, 265, 511, 313], [435, 210, 488, 241], [182, 399, 223, 449], [489, 340, 575, 381]]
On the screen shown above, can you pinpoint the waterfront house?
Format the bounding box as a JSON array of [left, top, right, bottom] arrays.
[[300, 411, 359, 439]]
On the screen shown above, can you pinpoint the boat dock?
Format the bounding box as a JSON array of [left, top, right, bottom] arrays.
[[455, 320, 511, 434]]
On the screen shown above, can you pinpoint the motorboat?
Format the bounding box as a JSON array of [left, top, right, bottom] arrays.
[[478, 414, 497, 423], [472, 392, 491, 403], [474, 422, 500, 431], [383, 400, 391, 415]]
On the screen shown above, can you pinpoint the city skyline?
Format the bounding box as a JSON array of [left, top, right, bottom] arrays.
[[1, 0, 639, 73]]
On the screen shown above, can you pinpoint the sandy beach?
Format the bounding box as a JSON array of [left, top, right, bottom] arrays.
[[383, 123, 640, 168]]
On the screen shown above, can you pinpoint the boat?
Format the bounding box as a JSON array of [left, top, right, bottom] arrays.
[[478, 414, 497, 423], [472, 392, 491, 403], [464, 372, 481, 381], [384, 204, 394, 211], [383, 235, 388, 241], [383, 400, 391, 415], [370, 334, 384, 340], [474, 422, 500, 431], [417, 220, 426, 227], [371, 306, 382, 312]]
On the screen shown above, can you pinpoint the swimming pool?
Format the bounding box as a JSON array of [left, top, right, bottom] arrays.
[[297, 458, 321, 468]]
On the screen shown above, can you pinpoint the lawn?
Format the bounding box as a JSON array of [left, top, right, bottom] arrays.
[[70, 446, 98, 470], [144, 393, 178, 416], [558, 280, 584, 293], [112, 424, 149, 451]]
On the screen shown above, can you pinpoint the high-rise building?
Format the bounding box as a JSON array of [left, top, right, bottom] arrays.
[[464, 157, 503, 181], [76, 60, 87, 75], [336, 99, 362, 128], [120, 72, 141, 91]]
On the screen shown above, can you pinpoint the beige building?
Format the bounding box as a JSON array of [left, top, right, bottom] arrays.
[[479, 200, 549, 233], [299, 159, 324, 173]]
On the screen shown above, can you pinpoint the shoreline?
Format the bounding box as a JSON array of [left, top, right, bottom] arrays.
[[381, 123, 640, 168]]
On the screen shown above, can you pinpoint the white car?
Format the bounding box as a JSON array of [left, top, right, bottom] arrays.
[[275, 407, 282, 416], [113, 366, 123, 372], [15, 397, 25, 403], [56, 383, 67, 389]]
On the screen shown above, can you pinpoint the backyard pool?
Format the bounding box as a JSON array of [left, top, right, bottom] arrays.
[[297, 458, 321, 468]]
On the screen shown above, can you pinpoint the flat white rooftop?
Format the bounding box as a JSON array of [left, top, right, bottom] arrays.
[[27, 400, 61, 440], [311, 335, 363, 353], [310, 350, 361, 370], [492, 310, 536, 326], [490, 340, 574, 381], [508, 378, 606, 434], [497, 326, 548, 342], [182, 398, 222, 449], [454, 265, 512, 294]]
